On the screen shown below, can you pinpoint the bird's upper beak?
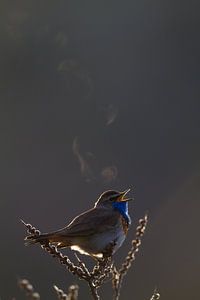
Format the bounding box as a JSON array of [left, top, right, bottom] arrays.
[[118, 188, 133, 202]]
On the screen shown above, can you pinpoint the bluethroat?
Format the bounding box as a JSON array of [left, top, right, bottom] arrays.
[[25, 189, 133, 258]]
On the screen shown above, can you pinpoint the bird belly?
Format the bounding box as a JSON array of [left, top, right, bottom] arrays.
[[70, 227, 126, 257]]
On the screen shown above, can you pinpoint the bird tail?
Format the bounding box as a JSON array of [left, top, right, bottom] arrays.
[[24, 232, 68, 247], [24, 233, 52, 246]]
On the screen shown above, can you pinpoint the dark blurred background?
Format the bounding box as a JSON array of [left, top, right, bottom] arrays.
[[1, 0, 200, 299]]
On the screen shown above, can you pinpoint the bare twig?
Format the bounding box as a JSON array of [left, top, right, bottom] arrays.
[[91, 256, 113, 287], [74, 253, 91, 278], [54, 285, 68, 300], [21, 220, 87, 279], [149, 288, 160, 300], [112, 214, 148, 300], [18, 278, 40, 299], [68, 285, 79, 300]]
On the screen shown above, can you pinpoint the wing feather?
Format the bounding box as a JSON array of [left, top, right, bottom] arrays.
[[58, 207, 119, 237]]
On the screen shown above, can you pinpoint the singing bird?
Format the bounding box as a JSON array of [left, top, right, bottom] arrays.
[[25, 189, 133, 258]]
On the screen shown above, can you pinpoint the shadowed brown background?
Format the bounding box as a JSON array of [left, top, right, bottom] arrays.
[[1, 0, 200, 299]]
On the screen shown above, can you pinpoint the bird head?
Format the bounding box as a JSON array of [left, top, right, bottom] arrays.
[[95, 189, 133, 207]]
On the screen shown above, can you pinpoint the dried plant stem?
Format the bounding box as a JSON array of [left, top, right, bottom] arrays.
[[21, 220, 87, 277], [91, 256, 113, 287], [149, 288, 160, 300], [54, 285, 68, 300], [21, 220, 115, 300], [68, 285, 79, 300], [112, 214, 148, 300], [18, 278, 40, 299], [74, 252, 100, 299], [88, 281, 100, 300]]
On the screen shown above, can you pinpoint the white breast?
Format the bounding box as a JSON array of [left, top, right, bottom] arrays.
[[71, 225, 126, 257]]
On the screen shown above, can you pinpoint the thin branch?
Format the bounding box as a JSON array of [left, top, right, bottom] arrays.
[[18, 278, 40, 300], [67, 285, 79, 300], [87, 281, 99, 300], [112, 214, 148, 300], [21, 220, 87, 280], [54, 285, 68, 300], [91, 256, 113, 287], [74, 252, 91, 278], [149, 288, 160, 300]]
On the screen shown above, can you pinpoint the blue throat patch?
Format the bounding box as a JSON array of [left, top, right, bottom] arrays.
[[112, 201, 131, 225]]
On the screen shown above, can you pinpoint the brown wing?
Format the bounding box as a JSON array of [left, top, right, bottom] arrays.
[[57, 207, 119, 237]]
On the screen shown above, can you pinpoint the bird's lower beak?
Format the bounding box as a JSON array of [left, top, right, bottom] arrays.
[[118, 188, 133, 202]]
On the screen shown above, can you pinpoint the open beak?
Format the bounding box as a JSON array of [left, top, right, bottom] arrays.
[[118, 188, 133, 202]]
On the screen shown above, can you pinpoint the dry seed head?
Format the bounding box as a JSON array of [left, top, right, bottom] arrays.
[[19, 279, 29, 287], [32, 292, 40, 299]]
